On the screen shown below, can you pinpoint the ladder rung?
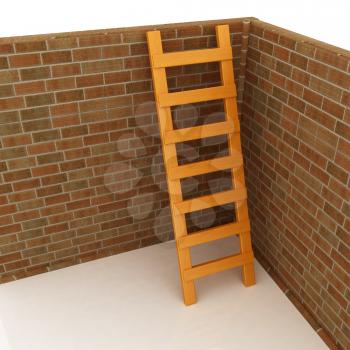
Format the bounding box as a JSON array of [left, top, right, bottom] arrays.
[[174, 188, 247, 215], [164, 121, 235, 144], [169, 155, 243, 180], [178, 220, 250, 249], [151, 47, 232, 68], [158, 86, 236, 107], [184, 252, 254, 281]]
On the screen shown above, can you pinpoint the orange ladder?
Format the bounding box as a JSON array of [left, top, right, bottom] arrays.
[[147, 24, 255, 305]]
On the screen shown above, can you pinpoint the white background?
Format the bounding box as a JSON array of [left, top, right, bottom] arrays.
[[0, 0, 349, 50]]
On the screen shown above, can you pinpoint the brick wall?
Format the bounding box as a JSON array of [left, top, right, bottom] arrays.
[[0, 18, 349, 348], [0, 19, 245, 282], [242, 20, 349, 349]]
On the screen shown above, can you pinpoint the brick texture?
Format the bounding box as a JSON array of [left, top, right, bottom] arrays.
[[0, 19, 243, 283], [243, 20, 349, 350], [0, 18, 349, 349]]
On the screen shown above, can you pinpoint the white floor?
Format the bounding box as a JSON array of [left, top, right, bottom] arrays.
[[0, 237, 326, 350]]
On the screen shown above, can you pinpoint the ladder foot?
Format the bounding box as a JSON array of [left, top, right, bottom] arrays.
[[242, 262, 256, 287], [182, 282, 197, 306]]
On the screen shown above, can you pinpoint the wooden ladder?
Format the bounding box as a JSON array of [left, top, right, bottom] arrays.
[[147, 24, 255, 305]]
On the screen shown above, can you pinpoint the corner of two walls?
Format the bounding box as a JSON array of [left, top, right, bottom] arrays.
[[0, 17, 349, 349]]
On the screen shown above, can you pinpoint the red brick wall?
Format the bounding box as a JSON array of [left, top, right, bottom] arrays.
[[0, 19, 244, 281], [0, 18, 349, 348], [242, 20, 349, 349]]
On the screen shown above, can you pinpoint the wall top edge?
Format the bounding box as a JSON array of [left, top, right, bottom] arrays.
[[1, 17, 348, 60], [252, 19, 350, 58], [0, 17, 255, 44]]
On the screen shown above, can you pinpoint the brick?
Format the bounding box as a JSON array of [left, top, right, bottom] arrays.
[[335, 121, 350, 142], [328, 68, 350, 90], [82, 59, 123, 74], [130, 43, 148, 56], [20, 106, 49, 121], [61, 125, 88, 138], [331, 249, 350, 274], [52, 114, 80, 128], [310, 77, 341, 102], [303, 88, 323, 108], [322, 98, 345, 119], [56, 89, 84, 103], [46, 77, 76, 91], [278, 35, 296, 50], [15, 81, 46, 95], [44, 193, 70, 206], [8, 190, 35, 203], [315, 48, 348, 70], [56, 137, 83, 150], [13, 178, 40, 191], [20, 66, 51, 81], [324, 203, 345, 225], [84, 84, 124, 99], [65, 147, 90, 160], [338, 138, 350, 155], [0, 224, 21, 235], [37, 152, 64, 165], [25, 93, 54, 107], [32, 129, 60, 142], [276, 61, 292, 77], [79, 33, 122, 47], [14, 209, 41, 222], [9, 54, 41, 68], [0, 252, 21, 264], [335, 152, 350, 172], [0, 97, 25, 111], [0, 110, 19, 124], [273, 46, 290, 61], [0, 123, 21, 136], [50, 102, 78, 116], [307, 60, 328, 79], [305, 105, 335, 130], [73, 47, 101, 61], [0, 163, 7, 174], [76, 74, 103, 87], [177, 26, 202, 38], [84, 133, 109, 145], [327, 162, 348, 184], [104, 71, 131, 84], [0, 70, 19, 84], [295, 42, 315, 58], [0, 85, 14, 98], [51, 63, 81, 77], [23, 118, 51, 132], [121, 31, 146, 43], [258, 39, 273, 55], [28, 141, 55, 155], [341, 91, 350, 108], [3, 169, 31, 182], [0, 147, 26, 160], [288, 95, 305, 113], [42, 50, 72, 64], [0, 43, 14, 54], [124, 56, 149, 69], [63, 179, 88, 192], [15, 41, 47, 53], [47, 37, 77, 50], [0, 204, 17, 215], [102, 45, 129, 58], [17, 199, 43, 212], [37, 184, 62, 197], [32, 164, 59, 177], [60, 159, 85, 172]]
